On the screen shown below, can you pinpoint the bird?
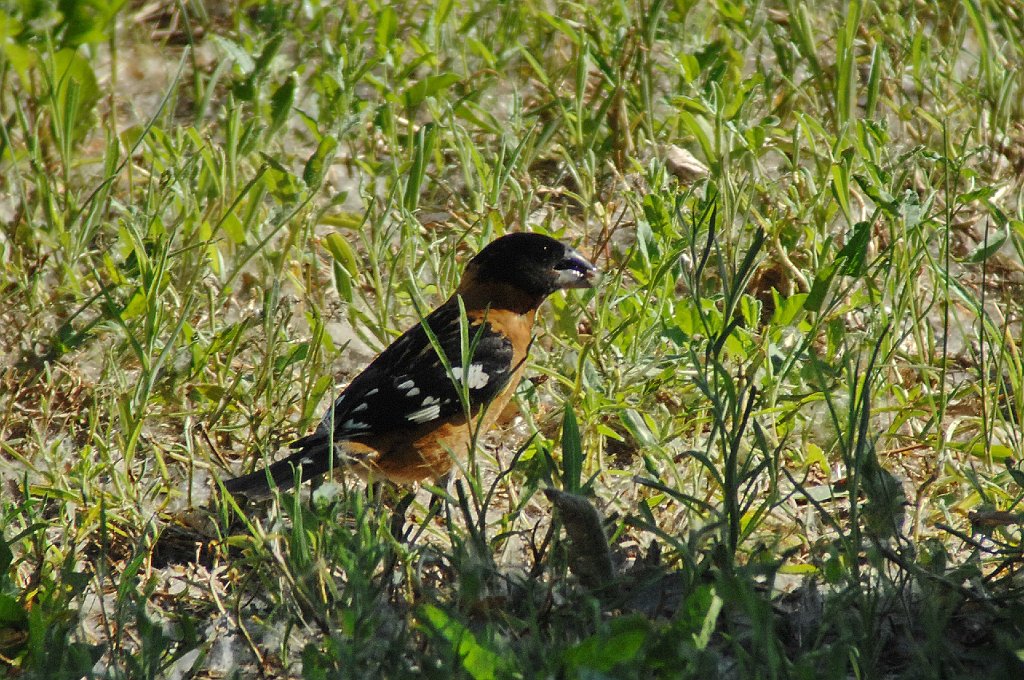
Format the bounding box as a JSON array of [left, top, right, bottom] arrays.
[[222, 232, 598, 498]]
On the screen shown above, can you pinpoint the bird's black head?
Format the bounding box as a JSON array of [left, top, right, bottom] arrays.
[[464, 232, 598, 301]]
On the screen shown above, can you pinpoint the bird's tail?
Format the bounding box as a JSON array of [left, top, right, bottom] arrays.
[[222, 430, 335, 498]]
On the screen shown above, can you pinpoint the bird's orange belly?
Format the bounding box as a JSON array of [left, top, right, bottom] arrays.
[[346, 368, 524, 484]]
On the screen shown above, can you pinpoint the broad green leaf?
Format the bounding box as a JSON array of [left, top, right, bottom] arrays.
[[563, 616, 650, 672], [420, 605, 502, 680], [375, 7, 397, 52], [303, 135, 338, 188], [561, 406, 583, 494], [120, 289, 147, 320], [963, 227, 1007, 263], [836, 221, 870, 277], [211, 35, 254, 73], [830, 161, 851, 225], [404, 123, 436, 210], [323, 232, 359, 275], [49, 48, 100, 145], [403, 73, 460, 110], [771, 291, 807, 326], [804, 263, 836, 312], [685, 585, 723, 650], [221, 212, 245, 244], [267, 73, 297, 137], [0, 593, 26, 628], [899, 189, 926, 229]]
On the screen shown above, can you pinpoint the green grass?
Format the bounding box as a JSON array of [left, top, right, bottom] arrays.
[[2, 0, 1024, 677]]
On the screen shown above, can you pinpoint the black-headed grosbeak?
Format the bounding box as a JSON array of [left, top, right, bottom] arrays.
[[223, 232, 598, 497]]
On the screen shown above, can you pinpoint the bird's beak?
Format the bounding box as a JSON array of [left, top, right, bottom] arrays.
[[554, 247, 599, 290]]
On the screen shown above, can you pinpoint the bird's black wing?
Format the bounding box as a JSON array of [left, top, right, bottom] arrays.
[[314, 297, 516, 441]]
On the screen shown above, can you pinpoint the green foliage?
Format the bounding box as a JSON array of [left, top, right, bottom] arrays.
[[1, 505, 103, 678], [2, 0, 1024, 677], [419, 604, 509, 680]]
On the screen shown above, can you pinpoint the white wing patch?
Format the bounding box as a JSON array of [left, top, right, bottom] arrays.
[[342, 419, 370, 431], [406, 386, 421, 397], [451, 363, 490, 389], [397, 379, 415, 390], [407, 403, 441, 423]]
